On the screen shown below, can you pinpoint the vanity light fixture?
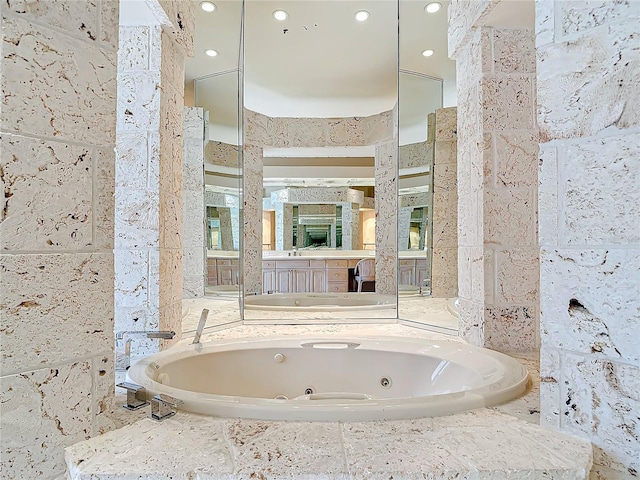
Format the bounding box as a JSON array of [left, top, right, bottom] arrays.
[[200, 1, 216, 12], [273, 10, 288, 21], [354, 10, 370, 21], [424, 2, 442, 13], [205, 49, 219, 57], [422, 49, 435, 57]]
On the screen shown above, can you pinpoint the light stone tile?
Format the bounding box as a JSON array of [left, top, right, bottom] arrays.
[[224, 420, 348, 477], [432, 192, 457, 247], [0, 253, 113, 372], [539, 348, 561, 429], [114, 189, 159, 249], [457, 247, 472, 300], [434, 139, 456, 165], [558, 1, 639, 38], [1, 15, 116, 145], [205, 141, 240, 168], [160, 193, 183, 250], [290, 118, 328, 146], [114, 249, 149, 309], [484, 305, 538, 353], [483, 248, 494, 304], [494, 132, 538, 188], [364, 110, 394, 145], [496, 248, 539, 304], [492, 28, 536, 74], [457, 192, 478, 248], [183, 139, 204, 193], [0, 134, 93, 251], [457, 298, 484, 346], [92, 354, 116, 436], [535, 0, 555, 47], [538, 143, 558, 246], [99, 0, 120, 50], [66, 414, 233, 479], [537, 18, 639, 139], [183, 107, 204, 139], [560, 133, 639, 245], [448, 1, 492, 58], [115, 133, 148, 189], [118, 26, 150, 71], [431, 408, 518, 428], [95, 146, 115, 251], [433, 163, 457, 193], [4, 0, 99, 43], [481, 75, 534, 131], [265, 116, 291, 147], [435, 107, 457, 141], [540, 248, 640, 363], [156, 0, 196, 56], [431, 247, 458, 278], [590, 464, 639, 480], [183, 192, 205, 248], [1, 361, 92, 480], [484, 189, 536, 246], [116, 71, 161, 132], [561, 354, 640, 474]]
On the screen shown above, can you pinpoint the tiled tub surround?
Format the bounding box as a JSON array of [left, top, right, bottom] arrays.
[[536, 1, 640, 478], [67, 324, 593, 479]]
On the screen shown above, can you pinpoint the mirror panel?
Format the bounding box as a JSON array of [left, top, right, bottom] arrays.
[[242, 0, 398, 321]]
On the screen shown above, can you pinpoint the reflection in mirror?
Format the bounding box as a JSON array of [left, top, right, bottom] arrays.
[[242, 0, 398, 322]]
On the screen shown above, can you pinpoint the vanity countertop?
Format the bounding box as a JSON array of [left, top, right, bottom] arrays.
[[207, 250, 428, 260]]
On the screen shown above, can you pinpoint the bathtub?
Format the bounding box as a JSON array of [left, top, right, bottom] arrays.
[[127, 336, 530, 421], [244, 293, 396, 311]]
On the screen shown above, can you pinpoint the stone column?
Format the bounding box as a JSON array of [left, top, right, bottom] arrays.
[[274, 202, 293, 251], [536, 2, 639, 478], [182, 107, 205, 298], [218, 207, 234, 250], [340, 202, 360, 250], [375, 141, 398, 295], [0, 2, 119, 477], [451, 18, 539, 352], [431, 107, 458, 297], [114, 4, 194, 354]]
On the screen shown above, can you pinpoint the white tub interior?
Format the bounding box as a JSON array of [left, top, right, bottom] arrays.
[[243, 293, 396, 311], [128, 336, 530, 421]]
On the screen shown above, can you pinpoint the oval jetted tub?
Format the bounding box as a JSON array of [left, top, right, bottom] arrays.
[[243, 293, 396, 312], [127, 336, 530, 421]]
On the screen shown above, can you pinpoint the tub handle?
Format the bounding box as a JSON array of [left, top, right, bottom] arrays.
[[300, 341, 360, 349], [304, 392, 372, 401]]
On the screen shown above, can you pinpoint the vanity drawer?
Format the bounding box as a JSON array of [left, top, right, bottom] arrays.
[[275, 260, 309, 269], [326, 259, 348, 269], [327, 282, 348, 293], [217, 259, 231, 266], [309, 260, 325, 269], [263, 261, 276, 269], [348, 259, 360, 268], [400, 259, 415, 266], [327, 269, 348, 281]]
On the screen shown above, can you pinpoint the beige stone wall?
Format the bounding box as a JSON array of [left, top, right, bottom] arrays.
[[453, 24, 539, 353], [536, 2, 640, 478], [431, 107, 458, 297], [0, 2, 119, 478]]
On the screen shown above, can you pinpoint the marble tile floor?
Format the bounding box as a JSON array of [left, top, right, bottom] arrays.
[[77, 323, 593, 479]]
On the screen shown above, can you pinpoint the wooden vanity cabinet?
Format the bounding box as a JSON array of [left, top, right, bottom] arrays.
[[326, 259, 349, 292]]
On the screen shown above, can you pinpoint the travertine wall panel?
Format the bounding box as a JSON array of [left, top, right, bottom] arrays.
[[182, 107, 205, 298], [205, 141, 239, 168], [537, 2, 640, 478], [431, 107, 458, 297], [454, 23, 538, 352], [375, 141, 397, 295], [0, 2, 118, 477]]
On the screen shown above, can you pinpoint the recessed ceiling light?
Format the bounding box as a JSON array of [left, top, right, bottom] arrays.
[[422, 49, 435, 57], [355, 10, 370, 21], [425, 2, 442, 13], [205, 49, 218, 57], [273, 10, 288, 21], [200, 1, 216, 12]]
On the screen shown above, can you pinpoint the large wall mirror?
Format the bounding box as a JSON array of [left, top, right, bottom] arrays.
[[188, 0, 458, 331]]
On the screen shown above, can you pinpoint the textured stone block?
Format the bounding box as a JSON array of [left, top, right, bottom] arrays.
[[434, 139, 457, 165], [457, 247, 472, 300], [99, 0, 120, 50], [290, 118, 328, 146], [156, 0, 196, 56], [560, 133, 639, 245], [493, 28, 536, 74], [457, 298, 484, 346], [95, 146, 115, 251], [484, 189, 536, 246], [539, 348, 561, 428], [115, 133, 148, 189], [481, 76, 534, 131], [535, 0, 555, 47], [448, 0, 492, 57], [116, 71, 161, 132], [114, 250, 149, 309], [1, 16, 116, 145], [114, 189, 159, 249], [496, 248, 539, 304], [558, 1, 639, 37], [364, 110, 394, 145], [118, 26, 150, 71], [485, 305, 538, 352], [1, 361, 93, 480], [4, 0, 99, 43], [433, 163, 457, 192], [1, 253, 113, 372], [538, 18, 640, 139], [183, 107, 204, 139], [540, 248, 640, 363], [457, 192, 480, 247], [0, 135, 93, 251], [561, 354, 640, 474], [435, 107, 457, 141], [92, 354, 116, 436], [432, 247, 458, 278], [494, 132, 539, 188], [538, 143, 559, 246]]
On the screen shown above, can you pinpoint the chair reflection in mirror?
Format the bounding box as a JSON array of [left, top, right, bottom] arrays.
[[354, 258, 376, 292]]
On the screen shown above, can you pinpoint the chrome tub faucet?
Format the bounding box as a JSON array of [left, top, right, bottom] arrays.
[[115, 330, 176, 371]]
